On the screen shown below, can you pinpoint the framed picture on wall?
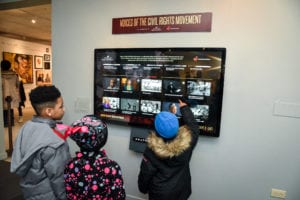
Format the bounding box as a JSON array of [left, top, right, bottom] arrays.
[[36, 70, 52, 85], [44, 62, 51, 70], [44, 54, 51, 61], [3, 52, 34, 84], [34, 56, 43, 69]]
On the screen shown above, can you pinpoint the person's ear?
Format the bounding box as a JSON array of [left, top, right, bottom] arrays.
[[45, 107, 53, 117]]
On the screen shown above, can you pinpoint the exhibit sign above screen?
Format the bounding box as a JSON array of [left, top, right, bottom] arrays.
[[94, 48, 226, 137], [112, 12, 212, 34]]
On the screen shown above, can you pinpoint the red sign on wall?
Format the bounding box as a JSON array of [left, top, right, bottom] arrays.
[[112, 12, 212, 34]]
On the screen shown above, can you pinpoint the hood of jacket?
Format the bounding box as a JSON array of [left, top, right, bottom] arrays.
[[10, 117, 64, 176], [147, 125, 192, 158]]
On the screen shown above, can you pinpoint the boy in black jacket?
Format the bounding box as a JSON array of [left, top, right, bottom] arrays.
[[138, 99, 199, 200]]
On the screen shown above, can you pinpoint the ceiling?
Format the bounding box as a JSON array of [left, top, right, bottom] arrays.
[[0, 0, 51, 45]]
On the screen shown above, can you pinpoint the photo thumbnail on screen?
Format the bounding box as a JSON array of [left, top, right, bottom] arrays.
[[164, 64, 186, 78], [102, 64, 120, 76], [163, 79, 184, 95], [102, 97, 120, 110], [190, 104, 209, 122], [103, 77, 120, 91], [187, 80, 211, 96], [121, 98, 139, 112], [142, 64, 163, 78], [121, 78, 139, 92], [162, 101, 182, 116], [189, 67, 203, 78], [141, 79, 162, 93], [140, 100, 161, 114], [122, 64, 143, 77]]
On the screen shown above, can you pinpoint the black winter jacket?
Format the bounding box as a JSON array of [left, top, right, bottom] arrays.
[[138, 106, 199, 200]]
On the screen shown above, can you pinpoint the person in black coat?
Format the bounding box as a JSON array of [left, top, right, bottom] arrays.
[[138, 99, 200, 200], [18, 79, 26, 122]]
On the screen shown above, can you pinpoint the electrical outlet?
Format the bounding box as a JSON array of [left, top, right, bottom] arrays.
[[271, 188, 286, 199]]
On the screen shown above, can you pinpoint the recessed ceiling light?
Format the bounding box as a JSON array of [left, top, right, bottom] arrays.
[[31, 19, 36, 24]]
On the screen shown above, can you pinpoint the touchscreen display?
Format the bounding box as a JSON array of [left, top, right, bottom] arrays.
[[94, 48, 226, 137]]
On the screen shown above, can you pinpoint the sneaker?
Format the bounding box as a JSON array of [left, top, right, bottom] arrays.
[[18, 116, 23, 123]]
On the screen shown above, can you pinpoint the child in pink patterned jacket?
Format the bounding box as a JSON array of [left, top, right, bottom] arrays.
[[64, 115, 126, 200]]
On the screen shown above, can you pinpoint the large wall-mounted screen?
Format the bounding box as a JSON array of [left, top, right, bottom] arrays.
[[94, 48, 226, 137]]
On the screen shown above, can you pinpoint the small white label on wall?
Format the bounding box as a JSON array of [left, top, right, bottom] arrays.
[[75, 97, 90, 113], [271, 188, 287, 199], [273, 100, 300, 118]]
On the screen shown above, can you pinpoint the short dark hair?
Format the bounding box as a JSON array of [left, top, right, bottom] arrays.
[[1, 60, 11, 71], [29, 85, 61, 115]]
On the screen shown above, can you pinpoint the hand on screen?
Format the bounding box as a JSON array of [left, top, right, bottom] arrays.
[[178, 99, 187, 108]]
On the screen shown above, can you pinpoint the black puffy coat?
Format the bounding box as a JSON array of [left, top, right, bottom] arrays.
[[138, 106, 199, 200]]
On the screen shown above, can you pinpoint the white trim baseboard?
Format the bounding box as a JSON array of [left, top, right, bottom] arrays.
[[126, 194, 147, 200]]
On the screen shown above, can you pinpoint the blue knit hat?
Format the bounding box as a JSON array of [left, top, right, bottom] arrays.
[[154, 111, 179, 139]]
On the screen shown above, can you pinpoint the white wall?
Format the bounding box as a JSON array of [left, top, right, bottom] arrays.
[[52, 0, 300, 199], [0, 36, 51, 159]]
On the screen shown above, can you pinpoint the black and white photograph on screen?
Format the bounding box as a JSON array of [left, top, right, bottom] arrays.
[[122, 64, 143, 77], [187, 80, 211, 96], [163, 79, 184, 95], [140, 100, 161, 114], [142, 64, 162, 77], [103, 77, 120, 91], [102, 97, 120, 110], [190, 104, 209, 121], [141, 79, 162, 93], [102, 64, 120, 76], [164, 64, 186, 78], [162, 101, 182, 116], [121, 98, 139, 112]]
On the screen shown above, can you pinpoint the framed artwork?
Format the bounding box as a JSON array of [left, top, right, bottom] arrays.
[[44, 61, 51, 70], [44, 54, 51, 61], [36, 70, 52, 85], [3, 52, 34, 84], [34, 56, 43, 69]]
